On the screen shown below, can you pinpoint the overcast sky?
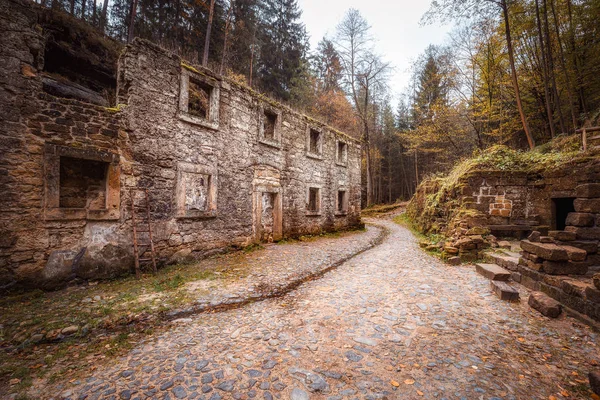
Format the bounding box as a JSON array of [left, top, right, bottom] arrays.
[[296, 0, 453, 101]]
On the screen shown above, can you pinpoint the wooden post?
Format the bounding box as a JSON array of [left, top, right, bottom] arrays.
[[582, 128, 587, 151]]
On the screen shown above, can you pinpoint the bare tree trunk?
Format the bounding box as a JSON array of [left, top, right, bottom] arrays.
[[535, 0, 556, 138], [550, 0, 577, 131], [414, 149, 419, 189], [202, 0, 216, 67], [100, 0, 109, 33], [566, 0, 587, 117], [543, 0, 566, 135], [127, 0, 138, 43], [81, 0, 86, 20], [501, 0, 535, 149], [70, 0, 75, 15], [92, 0, 96, 25], [220, 1, 234, 75]]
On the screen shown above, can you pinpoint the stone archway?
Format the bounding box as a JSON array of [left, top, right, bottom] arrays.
[[252, 165, 283, 243]]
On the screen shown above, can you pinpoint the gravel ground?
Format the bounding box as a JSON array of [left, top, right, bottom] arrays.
[[24, 217, 600, 400]]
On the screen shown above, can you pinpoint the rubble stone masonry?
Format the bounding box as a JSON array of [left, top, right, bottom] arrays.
[[0, 0, 361, 290]]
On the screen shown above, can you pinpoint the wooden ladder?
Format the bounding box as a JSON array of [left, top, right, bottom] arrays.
[[130, 188, 158, 278]]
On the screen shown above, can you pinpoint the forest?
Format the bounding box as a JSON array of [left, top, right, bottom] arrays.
[[35, 0, 600, 206]]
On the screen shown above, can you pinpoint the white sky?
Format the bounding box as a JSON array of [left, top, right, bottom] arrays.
[[297, 0, 453, 101]]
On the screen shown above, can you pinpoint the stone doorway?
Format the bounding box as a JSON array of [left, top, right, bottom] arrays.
[[253, 166, 283, 243], [551, 197, 576, 231]]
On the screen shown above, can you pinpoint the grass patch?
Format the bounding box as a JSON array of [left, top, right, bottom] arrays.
[[362, 202, 407, 217]]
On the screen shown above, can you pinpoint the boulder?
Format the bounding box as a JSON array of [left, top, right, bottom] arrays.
[[168, 248, 194, 265], [520, 240, 569, 261], [41, 248, 86, 289], [528, 292, 561, 318], [77, 243, 134, 280]]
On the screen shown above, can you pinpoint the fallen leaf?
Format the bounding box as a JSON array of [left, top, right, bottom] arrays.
[[390, 380, 400, 387], [417, 390, 424, 396], [404, 379, 415, 385], [591, 394, 600, 400]]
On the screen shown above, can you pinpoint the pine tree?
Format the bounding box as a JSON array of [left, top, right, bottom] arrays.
[[257, 0, 308, 101]]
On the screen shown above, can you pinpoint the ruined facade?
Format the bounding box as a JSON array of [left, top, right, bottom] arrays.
[[0, 0, 362, 290]]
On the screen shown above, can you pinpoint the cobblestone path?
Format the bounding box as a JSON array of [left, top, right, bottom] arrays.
[[44, 218, 599, 400]]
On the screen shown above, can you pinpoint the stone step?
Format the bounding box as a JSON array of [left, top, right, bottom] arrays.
[[499, 249, 521, 258], [528, 291, 561, 318], [488, 252, 520, 271], [491, 281, 520, 301], [476, 263, 511, 281]]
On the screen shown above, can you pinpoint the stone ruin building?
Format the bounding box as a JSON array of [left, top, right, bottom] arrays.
[[412, 155, 600, 324], [0, 0, 362, 290]]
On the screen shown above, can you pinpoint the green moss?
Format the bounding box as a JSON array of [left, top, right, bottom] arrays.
[[104, 104, 126, 113]]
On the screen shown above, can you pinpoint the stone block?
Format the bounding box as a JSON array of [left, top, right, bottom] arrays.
[[574, 198, 600, 213], [528, 231, 541, 242], [542, 260, 588, 275], [528, 292, 561, 318], [511, 272, 522, 283], [475, 263, 511, 281], [585, 286, 600, 304], [497, 240, 512, 249], [576, 183, 600, 198], [565, 212, 595, 227], [548, 230, 576, 241], [561, 245, 587, 261], [565, 226, 600, 240], [491, 281, 519, 301], [560, 279, 588, 298], [447, 256, 461, 266], [556, 240, 598, 254], [560, 291, 587, 313], [520, 240, 568, 261], [594, 273, 600, 290], [540, 282, 563, 300], [590, 371, 600, 395]]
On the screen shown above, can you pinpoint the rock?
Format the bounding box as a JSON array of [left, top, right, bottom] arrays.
[[560, 279, 588, 297], [216, 380, 235, 392], [556, 240, 598, 254], [528, 231, 541, 242], [353, 336, 377, 346], [576, 183, 600, 198], [289, 367, 330, 393], [30, 333, 44, 343], [444, 246, 459, 255], [290, 388, 310, 400], [497, 240, 512, 250], [466, 227, 490, 235], [594, 274, 600, 290], [61, 325, 79, 335], [574, 198, 600, 213], [172, 386, 187, 399], [41, 248, 83, 289], [542, 261, 588, 275], [77, 243, 134, 280], [528, 292, 561, 318], [521, 240, 569, 261], [562, 245, 587, 261], [490, 281, 519, 301], [344, 351, 363, 362], [475, 263, 510, 281], [589, 371, 600, 395], [565, 226, 600, 240], [566, 212, 595, 227], [540, 236, 554, 243], [168, 248, 193, 265], [447, 256, 461, 266], [585, 286, 600, 303]]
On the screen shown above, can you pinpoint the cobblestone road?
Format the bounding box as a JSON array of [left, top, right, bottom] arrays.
[[42, 218, 599, 400]]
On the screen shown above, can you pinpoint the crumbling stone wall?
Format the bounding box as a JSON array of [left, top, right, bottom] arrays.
[[0, 0, 361, 290]]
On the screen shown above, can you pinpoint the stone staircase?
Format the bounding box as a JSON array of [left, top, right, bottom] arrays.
[[475, 246, 521, 301]]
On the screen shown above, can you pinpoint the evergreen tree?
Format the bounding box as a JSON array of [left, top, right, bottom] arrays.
[[257, 0, 308, 101]]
